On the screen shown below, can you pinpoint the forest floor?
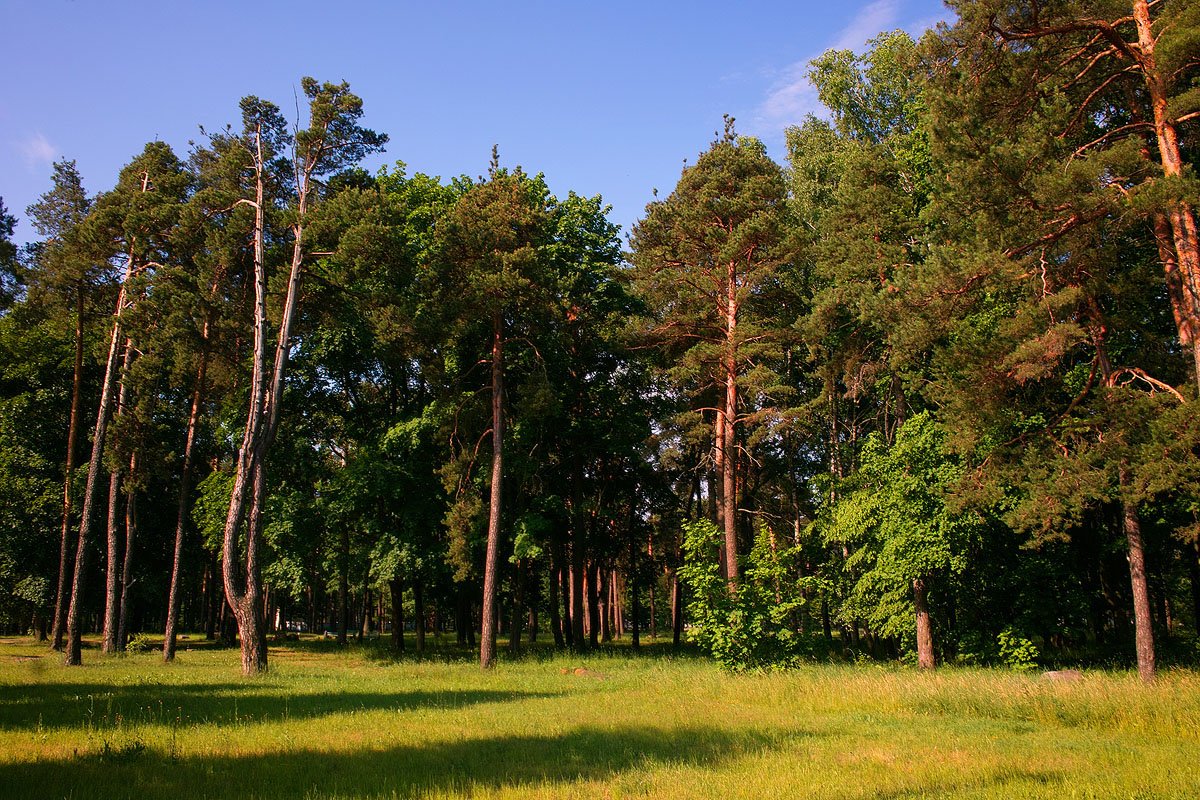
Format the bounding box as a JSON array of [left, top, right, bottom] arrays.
[[0, 634, 1197, 799]]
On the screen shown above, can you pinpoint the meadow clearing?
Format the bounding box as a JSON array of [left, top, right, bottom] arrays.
[[0, 636, 1197, 800]]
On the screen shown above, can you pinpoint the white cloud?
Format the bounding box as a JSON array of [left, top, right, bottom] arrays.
[[751, 0, 916, 135], [832, 0, 902, 51], [19, 133, 57, 169]]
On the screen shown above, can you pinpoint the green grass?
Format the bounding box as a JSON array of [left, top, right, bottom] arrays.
[[1, 635, 1197, 799]]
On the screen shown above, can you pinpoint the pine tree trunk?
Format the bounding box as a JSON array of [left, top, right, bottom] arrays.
[[480, 315, 504, 669], [116, 467, 137, 651], [549, 555, 565, 648], [65, 254, 137, 666], [722, 259, 740, 585], [414, 578, 426, 652], [102, 469, 122, 654], [1121, 472, 1157, 682], [1190, 537, 1200, 638], [671, 572, 683, 647], [51, 286, 85, 651], [631, 538, 641, 649], [164, 360, 207, 661], [1133, 0, 1200, 391], [508, 559, 523, 655], [570, 523, 586, 649], [914, 577, 935, 670]]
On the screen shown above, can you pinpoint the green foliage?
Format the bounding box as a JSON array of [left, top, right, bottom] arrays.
[[825, 413, 984, 650], [679, 519, 815, 670], [192, 470, 233, 553], [996, 628, 1040, 672], [125, 632, 157, 653]]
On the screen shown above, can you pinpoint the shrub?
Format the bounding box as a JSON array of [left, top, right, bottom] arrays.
[[679, 519, 818, 670], [996, 628, 1039, 671]]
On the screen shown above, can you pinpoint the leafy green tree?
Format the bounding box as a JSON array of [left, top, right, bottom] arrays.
[[679, 518, 812, 670], [826, 412, 984, 668]]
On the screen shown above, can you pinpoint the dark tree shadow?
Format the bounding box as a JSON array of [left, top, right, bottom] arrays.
[[0, 683, 556, 732], [0, 725, 803, 799]]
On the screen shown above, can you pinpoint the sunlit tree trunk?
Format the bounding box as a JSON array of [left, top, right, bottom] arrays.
[[914, 577, 934, 670], [51, 285, 85, 651], [480, 315, 504, 669], [164, 335, 209, 661]]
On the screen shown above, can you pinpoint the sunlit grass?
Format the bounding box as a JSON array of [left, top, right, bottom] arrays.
[[1, 635, 1197, 799]]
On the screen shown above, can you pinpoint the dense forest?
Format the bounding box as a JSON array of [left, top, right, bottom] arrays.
[[1, 0, 1197, 682]]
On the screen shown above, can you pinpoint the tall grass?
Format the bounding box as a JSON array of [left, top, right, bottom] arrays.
[[0, 635, 1196, 799]]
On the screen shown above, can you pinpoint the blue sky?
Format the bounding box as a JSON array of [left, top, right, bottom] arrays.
[[1, 0, 950, 245]]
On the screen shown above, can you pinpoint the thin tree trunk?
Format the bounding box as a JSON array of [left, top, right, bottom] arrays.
[[65, 244, 139, 666], [549, 556, 564, 648], [164, 357, 208, 660], [336, 525, 349, 645], [480, 314, 504, 669], [390, 577, 403, 651], [914, 577, 935, 670], [101, 469, 122, 654], [414, 577, 426, 652], [116, 458, 137, 651], [1190, 537, 1200, 638], [671, 572, 683, 647], [722, 259, 740, 585], [51, 285, 85, 651], [509, 559, 523, 655], [1120, 469, 1157, 682], [588, 561, 600, 648]]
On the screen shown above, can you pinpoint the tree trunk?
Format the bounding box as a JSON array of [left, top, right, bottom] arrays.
[[588, 561, 601, 648], [65, 248, 138, 666], [1190, 537, 1200, 638], [204, 551, 218, 641], [51, 285, 85, 651], [164, 324, 210, 661], [508, 559, 523, 655], [480, 314, 504, 669], [336, 524, 349, 645], [1132, 0, 1200, 391], [116, 464, 137, 651], [721, 259, 740, 585], [1121, 481, 1157, 682], [913, 577, 935, 670], [549, 558, 565, 648], [102, 469, 122, 654], [390, 577, 403, 651], [671, 572, 683, 647], [414, 577, 426, 652]]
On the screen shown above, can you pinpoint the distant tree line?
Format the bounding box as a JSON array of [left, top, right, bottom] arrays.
[[0, 0, 1196, 680]]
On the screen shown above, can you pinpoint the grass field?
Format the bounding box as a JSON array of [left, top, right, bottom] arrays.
[[0, 635, 1197, 799]]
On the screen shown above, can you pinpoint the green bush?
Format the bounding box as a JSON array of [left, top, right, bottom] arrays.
[[996, 628, 1039, 671], [679, 519, 818, 670], [126, 633, 157, 654]]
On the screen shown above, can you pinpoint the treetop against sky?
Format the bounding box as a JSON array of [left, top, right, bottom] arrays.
[[0, 0, 947, 245]]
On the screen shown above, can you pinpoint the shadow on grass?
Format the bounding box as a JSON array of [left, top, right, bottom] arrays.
[[353, 634, 710, 665], [0, 724, 797, 800], [0, 684, 555, 733]]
